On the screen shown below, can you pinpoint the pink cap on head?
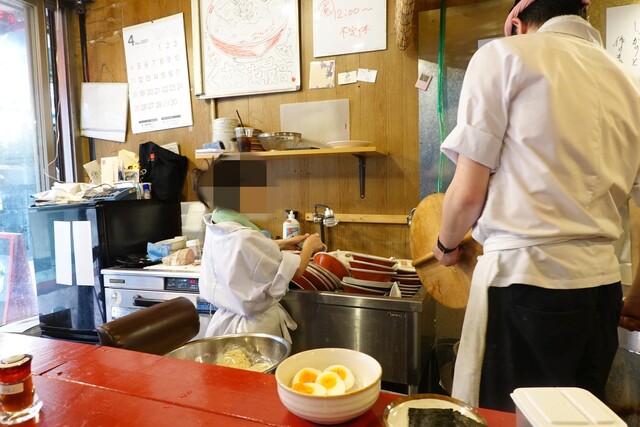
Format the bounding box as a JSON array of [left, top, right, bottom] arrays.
[[503, 0, 591, 37]]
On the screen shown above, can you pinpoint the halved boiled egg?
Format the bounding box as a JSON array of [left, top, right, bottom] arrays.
[[315, 371, 346, 396], [324, 364, 355, 391], [291, 381, 327, 396], [292, 367, 321, 385]]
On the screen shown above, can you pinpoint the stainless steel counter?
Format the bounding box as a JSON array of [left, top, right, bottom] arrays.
[[281, 288, 435, 394]]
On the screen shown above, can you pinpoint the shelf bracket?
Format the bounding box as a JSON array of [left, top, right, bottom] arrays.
[[355, 155, 366, 198]]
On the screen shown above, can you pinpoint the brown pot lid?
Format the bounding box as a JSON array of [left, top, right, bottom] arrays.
[[409, 193, 483, 309]]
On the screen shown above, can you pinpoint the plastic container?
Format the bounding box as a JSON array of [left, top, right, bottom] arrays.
[[511, 387, 626, 427], [142, 183, 151, 199], [282, 210, 300, 239]]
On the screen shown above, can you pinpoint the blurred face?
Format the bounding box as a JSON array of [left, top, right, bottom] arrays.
[[201, 159, 276, 214]]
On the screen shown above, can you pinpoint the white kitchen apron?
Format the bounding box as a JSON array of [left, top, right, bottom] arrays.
[[206, 302, 297, 344], [450, 251, 500, 407]]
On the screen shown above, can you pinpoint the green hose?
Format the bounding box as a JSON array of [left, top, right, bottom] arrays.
[[436, 0, 447, 193]]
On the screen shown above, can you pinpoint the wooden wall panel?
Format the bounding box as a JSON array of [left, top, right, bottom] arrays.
[[80, 0, 421, 258], [78, 0, 634, 261], [75, 0, 639, 272]]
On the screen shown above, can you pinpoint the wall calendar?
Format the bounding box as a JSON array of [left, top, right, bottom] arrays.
[[123, 13, 193, 134]]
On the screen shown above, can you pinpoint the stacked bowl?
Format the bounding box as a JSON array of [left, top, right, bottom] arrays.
[[290, 251, 421, 298], [212, 117, 238, 151], [341, 252, 397, 296], [289, 253, 344, 292], [391, 259, 422, 298]]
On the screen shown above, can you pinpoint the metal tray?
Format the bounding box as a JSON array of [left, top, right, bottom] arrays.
[[382, 393, 487, 426]]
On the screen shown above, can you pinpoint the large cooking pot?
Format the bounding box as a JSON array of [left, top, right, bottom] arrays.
[[409, 193, 483, 309]]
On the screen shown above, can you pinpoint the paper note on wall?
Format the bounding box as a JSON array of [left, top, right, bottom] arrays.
[[606, 4, 640, 67], [80, 83, 129, 143], [54, 221, 72, 286], [312, 0, 387, 57]]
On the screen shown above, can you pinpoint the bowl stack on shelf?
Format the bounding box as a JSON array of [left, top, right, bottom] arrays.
[[212, 117, 238, 151]]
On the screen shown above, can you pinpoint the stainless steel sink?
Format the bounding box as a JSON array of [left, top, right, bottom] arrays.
[[281, 287, 435, 394]]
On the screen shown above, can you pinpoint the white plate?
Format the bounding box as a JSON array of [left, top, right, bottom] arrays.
[[382, 394, 486, 427], [326, 140, 371, 148]]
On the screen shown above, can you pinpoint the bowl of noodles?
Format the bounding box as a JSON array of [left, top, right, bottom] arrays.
[[165, 332, 291, 373]]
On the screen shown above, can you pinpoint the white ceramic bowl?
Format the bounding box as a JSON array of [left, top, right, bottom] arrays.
[[275, 348, 382, 425]]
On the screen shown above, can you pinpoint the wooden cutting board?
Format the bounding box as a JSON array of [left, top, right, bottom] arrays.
[[409, 193, 483, 309]]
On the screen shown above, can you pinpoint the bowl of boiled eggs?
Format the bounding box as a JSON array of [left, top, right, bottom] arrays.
[[275, 347, 382, 425]]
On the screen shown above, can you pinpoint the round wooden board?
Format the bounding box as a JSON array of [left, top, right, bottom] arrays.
[[409, 193, 483, 309]]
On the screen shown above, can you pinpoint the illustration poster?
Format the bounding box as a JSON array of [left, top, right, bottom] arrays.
[[198, 0, 301, 99]]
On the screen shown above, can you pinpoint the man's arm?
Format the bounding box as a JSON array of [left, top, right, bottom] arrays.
[[434, 155, 491, 266]]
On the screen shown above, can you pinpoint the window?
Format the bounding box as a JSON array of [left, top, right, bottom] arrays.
[[0, 0, 55, 326]]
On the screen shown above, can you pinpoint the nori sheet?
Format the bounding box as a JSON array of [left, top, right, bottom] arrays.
[[407, 407, 485, 426]]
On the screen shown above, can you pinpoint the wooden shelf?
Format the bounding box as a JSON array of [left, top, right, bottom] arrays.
[[194, 146, 384, 160], [194, 146, 386, 198]]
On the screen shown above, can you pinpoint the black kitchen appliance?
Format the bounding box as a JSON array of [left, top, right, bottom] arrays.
[[27, 199, 182, 342]]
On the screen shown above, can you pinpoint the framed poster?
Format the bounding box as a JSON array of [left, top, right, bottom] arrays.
[[313, 0, 387, 58], [123, 13, 194, 134], [195, 0, 301, 99]]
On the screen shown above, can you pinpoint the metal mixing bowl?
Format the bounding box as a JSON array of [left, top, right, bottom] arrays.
[[256, 132, 301, 151], [164, 332, 291, 373]]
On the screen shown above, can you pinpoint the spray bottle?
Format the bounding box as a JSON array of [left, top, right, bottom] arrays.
[[282, 210, 300, 239]]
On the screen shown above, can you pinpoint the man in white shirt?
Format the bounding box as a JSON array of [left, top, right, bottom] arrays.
[[432, 0, 640, 411]]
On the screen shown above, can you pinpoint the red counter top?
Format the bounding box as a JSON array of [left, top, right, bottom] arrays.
[[0, 332, 515, 426], [0, 332, 98, 375]]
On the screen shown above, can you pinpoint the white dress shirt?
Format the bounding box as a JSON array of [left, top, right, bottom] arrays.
[[440, 15, 640, 406]]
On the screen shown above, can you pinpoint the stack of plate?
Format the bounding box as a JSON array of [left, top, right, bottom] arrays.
[[341, 277, 393, 296], [392, 259, 422, 298], [212, 117, 238, 151], [290, 263, 342, 292]]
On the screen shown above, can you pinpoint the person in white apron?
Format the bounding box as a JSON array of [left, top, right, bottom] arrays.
[[191, 164, 324, 343], [199, 210, 323, 343], [431, 0, 640, 411]]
